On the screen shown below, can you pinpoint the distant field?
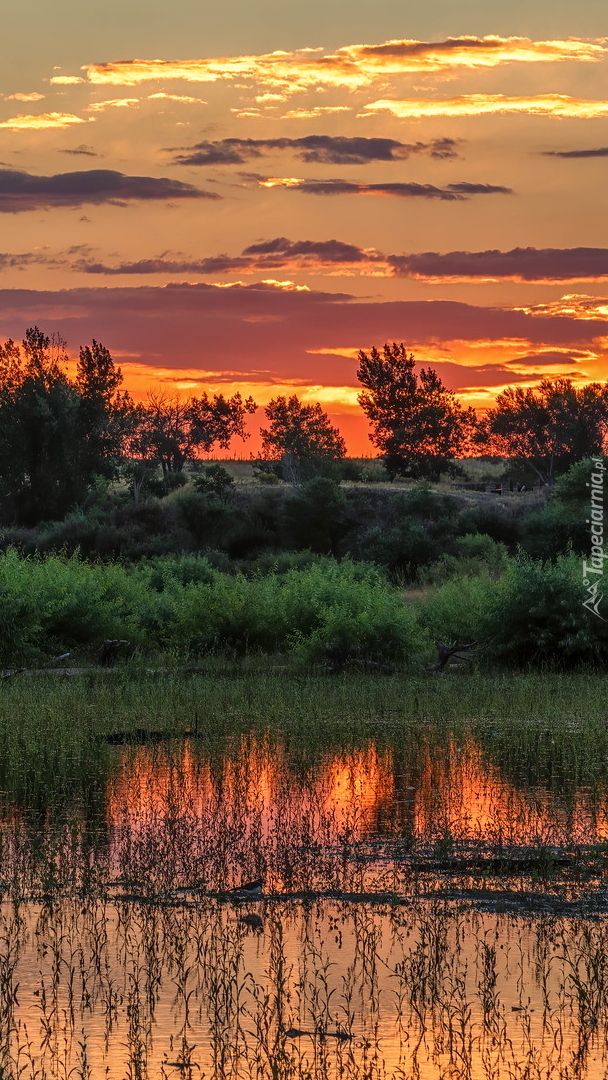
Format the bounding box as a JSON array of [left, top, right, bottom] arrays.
[[192, 457, 545, 511]]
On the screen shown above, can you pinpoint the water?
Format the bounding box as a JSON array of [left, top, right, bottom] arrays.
[[1, 730, 608, 1078]]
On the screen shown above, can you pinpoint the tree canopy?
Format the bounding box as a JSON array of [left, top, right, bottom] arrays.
[[260, 394, 346, 482], [0, 328, 130, 523], [357, 342, 477, 479], [479, 378, 608, 485]]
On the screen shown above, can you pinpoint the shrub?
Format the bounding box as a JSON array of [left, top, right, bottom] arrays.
[[282, 478, 349, 553], [419, 533, 508, 585], [485, 552, 608, 666]]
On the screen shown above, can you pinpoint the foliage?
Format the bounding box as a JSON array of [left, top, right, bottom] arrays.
[[260, 394, 346, 482], [357, 342, 477, 479], [0, 328, 130, 524], [417, 550, 608, 667], [191, 463, 235, 499], [418, 533, 509, 585], [124, 391, 257, 483], [479, 380, 608, 486], [281, 477, 349, 553], [484, 553, 608, 666]]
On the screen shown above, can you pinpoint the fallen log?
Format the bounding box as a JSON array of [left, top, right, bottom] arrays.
[[427, 639, 477, 673]]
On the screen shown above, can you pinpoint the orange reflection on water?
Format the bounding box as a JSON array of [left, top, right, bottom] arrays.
[[104, 731, 608, 887], [106, 737, 396, 846]]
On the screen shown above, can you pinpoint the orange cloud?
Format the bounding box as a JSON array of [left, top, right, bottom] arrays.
[[0, 112, 91, 130], [517, 294, 608, 320], [79, 36, 605, 91], [281, 107, 351, 118], [4, 92, 45, 102], [147, 92, 206, 103], [50, 76, 86, 85], [85, 98, 139, 113], [364, 94, 608, 119]]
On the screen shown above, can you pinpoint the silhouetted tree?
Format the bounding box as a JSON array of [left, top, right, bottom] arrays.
[[122, 391, 257, 500], [479, 378, 608, 485], [357, 342, 476, 479], [0, 328, 130, 523], [260, 395, 346, 482]]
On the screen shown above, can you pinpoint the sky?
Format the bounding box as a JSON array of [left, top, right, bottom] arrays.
[[1, 0, 608, 454]]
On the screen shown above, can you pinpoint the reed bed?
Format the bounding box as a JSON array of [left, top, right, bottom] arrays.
[[0, 670, 606, 1077]]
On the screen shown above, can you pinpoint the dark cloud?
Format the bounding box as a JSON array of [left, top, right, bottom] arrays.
[[72, 241, 607, 283], [388, 246, 608, 280], [263, 178, 512, 200], [241, 237, 375, 262], [544, 147, 608, 158], [172, 135, 459, 166], [73, 237, 384, 275], [0, 168, 218, 212], [60, 146, 99, 157], [0, 252, 52, 270], [0, 283, 606, 386], [505, 350, 591, 365]]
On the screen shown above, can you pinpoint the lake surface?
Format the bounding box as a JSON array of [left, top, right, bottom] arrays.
[[1, 730, 608, 1078]]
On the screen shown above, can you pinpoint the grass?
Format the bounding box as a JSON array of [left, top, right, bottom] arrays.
[[0, 668, 608, 1077]]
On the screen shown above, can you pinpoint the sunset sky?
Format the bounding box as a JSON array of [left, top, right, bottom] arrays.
[[2, 0, 608, 453]]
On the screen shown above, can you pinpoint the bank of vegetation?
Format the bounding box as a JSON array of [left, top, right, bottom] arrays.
[[0, 328, 604, 672]]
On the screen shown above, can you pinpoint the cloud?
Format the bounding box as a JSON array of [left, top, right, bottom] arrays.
[[363, 95, 608, 119], [0, 112, 90, 131], [69, 240, 608, 284], [0, 252, 59, 270], [172, 134, 459, 166], [0, 168, 218, 212], [388, 247, 608, 282], [78, 37, 605, 92], [544, 146, 608, 158], [505, 350, 593, 366], [148, 92, 206, 103], [50, 76, 86, 85], [85, 98, 139, 113], [1, 283, 606, 392], [280, 107, 351, 118], [60, 145, 99, 157], [4, 92, 45, 102], [256, 177, 512, 199], [74, 237, 385, 276]]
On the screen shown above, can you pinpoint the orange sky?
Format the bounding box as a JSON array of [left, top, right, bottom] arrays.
[[2, 4, 608, 453]]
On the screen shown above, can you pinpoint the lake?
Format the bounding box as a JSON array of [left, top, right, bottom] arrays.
[[1, 721, 608, 1078]]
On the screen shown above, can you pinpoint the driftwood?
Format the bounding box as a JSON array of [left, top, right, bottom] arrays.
[[1, 668, 25, 681], [427, 639, 477, 673], [97, 639, 130, 666]]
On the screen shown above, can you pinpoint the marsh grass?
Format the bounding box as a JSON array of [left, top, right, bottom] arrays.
[[2, 897, 608, 1078], [0, 671, 607, 1075]]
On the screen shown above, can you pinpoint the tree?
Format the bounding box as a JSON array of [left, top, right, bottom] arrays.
[[479, 378, 608, 486], [122, 391, 257, 499], [0, 328, 132, 524], [357, 342, 477, 479], [260, 395, 346, 482], [0, 324, 133, 522]]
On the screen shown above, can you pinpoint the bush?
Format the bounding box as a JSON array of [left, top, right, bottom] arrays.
[[419, 533, 508, 585], [416, 551, 608, 668], [282, 478, 349, 553], [485, 552, 608, 666]]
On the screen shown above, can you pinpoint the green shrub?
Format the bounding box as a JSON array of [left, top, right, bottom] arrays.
[[485, 552, 608, 666], [419, 533, 508, 585], [415, 575, 494, 646]]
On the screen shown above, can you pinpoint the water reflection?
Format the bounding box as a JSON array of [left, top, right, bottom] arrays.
[[2, 732, 608, 899], [2, 896, 608, 1079], [101, 733, 608, 894], [1, 731, 608, 1076]]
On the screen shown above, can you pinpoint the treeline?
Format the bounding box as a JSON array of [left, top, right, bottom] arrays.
[[2, 330, 608, 527]]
